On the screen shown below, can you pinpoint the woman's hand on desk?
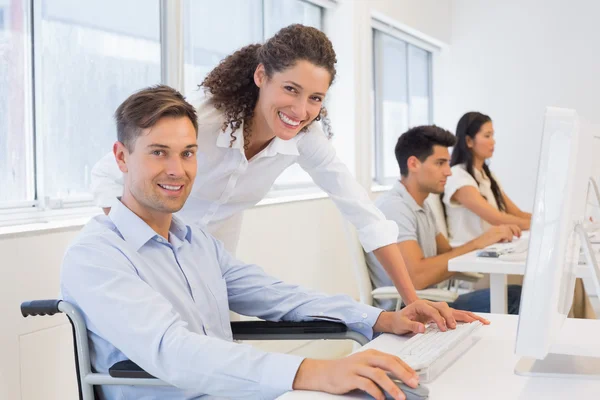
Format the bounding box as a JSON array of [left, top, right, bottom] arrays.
[[293, 349, 418, 400], [373, 300, 490, 336]]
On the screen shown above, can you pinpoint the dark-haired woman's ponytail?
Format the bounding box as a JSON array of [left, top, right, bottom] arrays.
[[482, 163, 506, 212]]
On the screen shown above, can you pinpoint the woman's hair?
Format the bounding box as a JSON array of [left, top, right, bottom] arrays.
[[200, 24, 337, 149], [450, 111, 506, 211]]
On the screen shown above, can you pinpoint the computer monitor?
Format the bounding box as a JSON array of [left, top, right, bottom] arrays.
[[514, 107, 600, 378]]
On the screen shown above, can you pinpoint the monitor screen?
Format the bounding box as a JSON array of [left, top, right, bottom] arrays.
[[515, 107, 591, 359]]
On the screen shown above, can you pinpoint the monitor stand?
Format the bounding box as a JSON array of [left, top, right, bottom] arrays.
[[516, 223, 600, 379], [515, 354, 600, 379]]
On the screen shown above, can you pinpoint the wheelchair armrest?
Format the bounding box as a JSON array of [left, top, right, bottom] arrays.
[[231, 320, 369, 346], [109, 360, 156, 379], [230, 320, 347, 336], [21, 299, 62, 317]]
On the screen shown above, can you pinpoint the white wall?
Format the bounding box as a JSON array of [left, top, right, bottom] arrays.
[[0, 1, 454, 399], [0, 229, 80, 400], [368, 0, 452, 43], [436, 0, 600, 209]]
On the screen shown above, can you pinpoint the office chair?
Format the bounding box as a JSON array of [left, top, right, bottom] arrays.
[[21, 300, 369, 400], [343, 220, 483, 311]]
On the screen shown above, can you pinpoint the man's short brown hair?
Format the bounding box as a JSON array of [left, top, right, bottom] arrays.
[[115, 85, 198, 151]]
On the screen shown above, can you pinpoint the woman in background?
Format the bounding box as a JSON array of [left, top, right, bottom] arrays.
[[443, 111, 593, 318], [443, 112, 531, 243]]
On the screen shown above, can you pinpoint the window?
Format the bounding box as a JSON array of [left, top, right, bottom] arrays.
[[263, 0, 322, 39], [36, 0, 161, 205], [0, 0, 32, 206], [372, 28, 433, 184], [183, 0, 325, 190], [182, 0, 263, 104], [183, 0, 323, 100], [0, 7, 5, 31], [0, 0, 160, 213]]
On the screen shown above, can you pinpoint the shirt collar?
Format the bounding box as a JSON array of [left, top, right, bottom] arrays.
[[215, 119, 301, 157], [109, 200, 192, 251], [392, 180, 425, 213], [263, 136, 301, 157]]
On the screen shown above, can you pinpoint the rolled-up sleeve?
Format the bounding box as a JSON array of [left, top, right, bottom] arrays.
[[297, 127, 399, 252], [90, 151, 124, 208]]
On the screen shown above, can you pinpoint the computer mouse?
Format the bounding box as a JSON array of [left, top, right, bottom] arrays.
[[375, 380, 429, 400]]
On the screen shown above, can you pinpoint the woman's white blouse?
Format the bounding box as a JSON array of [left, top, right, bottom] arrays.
[[91, 99, 398, 253], [442, 164, 501, 243]]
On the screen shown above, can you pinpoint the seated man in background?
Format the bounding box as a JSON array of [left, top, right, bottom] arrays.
[[366, 125, 522, 314], [61, 85, 488, 400]]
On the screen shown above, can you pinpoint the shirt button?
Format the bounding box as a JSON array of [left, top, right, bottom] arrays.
[[362, 313, 368, 319]]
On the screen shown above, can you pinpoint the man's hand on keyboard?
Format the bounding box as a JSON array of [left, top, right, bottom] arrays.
[[293, 349, 418, 400], [373, 300, 490, 336]]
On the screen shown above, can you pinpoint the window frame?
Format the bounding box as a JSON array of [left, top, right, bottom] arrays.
[[371, 17, 439, 186]]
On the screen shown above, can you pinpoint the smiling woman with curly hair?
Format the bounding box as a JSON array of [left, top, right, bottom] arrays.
[[201, 25, 335, 151], [90, 24, 472, 312]]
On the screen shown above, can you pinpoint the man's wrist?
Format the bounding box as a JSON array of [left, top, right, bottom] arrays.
[[373, 311, 394, 333], [292, 358, 328, 391]]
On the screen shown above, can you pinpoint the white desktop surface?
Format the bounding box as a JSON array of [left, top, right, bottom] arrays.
[[448, 241, 594, 313], [448, 250, 591, 278], [277, 314, 600, 400]]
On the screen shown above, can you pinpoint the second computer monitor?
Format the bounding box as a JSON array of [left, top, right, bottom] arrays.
[[515, 106, 592, 360]]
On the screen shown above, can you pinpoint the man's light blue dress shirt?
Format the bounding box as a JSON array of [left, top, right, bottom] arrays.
[[60, 200, 382, 399]]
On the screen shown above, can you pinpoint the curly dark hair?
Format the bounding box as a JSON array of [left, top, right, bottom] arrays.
[[200, 24, 337, 150]]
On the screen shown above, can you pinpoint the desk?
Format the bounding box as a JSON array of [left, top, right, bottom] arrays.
[[278, 314, 600, 400], [448, 251, 592, 314]]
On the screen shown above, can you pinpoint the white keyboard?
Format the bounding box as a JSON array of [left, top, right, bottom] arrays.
[[397, 321, 483, 372], [489, 237, 529, 254]]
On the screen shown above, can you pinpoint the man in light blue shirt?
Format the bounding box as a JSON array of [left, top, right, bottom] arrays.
[[61, 85, 487, 400]]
